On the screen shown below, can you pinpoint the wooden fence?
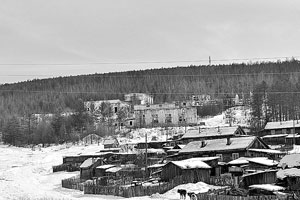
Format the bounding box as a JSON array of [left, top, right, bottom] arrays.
[[209, 176, 234, 186], [84, 175, 189, 197], [61, 175, 84, 191], [196, 193, 278, 200]]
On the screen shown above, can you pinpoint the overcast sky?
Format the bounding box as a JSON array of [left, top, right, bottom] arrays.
[[1, 0, 300, 84]]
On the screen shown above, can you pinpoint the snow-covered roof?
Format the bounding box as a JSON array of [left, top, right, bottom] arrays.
[[248, 149, 284, 154], [96, 164, 115, 170], [285, 134, 300, 138], [248, 157, 278, 166], [289, 145, 300, 154], [181, 126, 240, 139], [277, 168, 300, 179], [103, 139, 118, 145], [147, 163, 165, 169], [138, 148, 166, 154], [249, 184, 285, 191], [80, 158, 100, 168], [262, 134, 288, 139], [106, 167, 122, 173], [278, 154, 300, 168], [170, 158, 211, 169], [228, 157, 249, 165], [180, 136, 258, 154], [264, 120, 300, 130]]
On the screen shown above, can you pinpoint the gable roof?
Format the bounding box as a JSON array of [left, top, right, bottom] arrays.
[[179, 136, 263, 154], [169, 157, 211, 169], [181, 126, 245, 140], [264, 120, 300, 130], [80, 158, 100, 168]]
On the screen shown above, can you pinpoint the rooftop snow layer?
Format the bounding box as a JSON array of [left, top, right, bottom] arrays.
[[289, 145, 300, 154], [277, 168, 300, 179], [170, 158, 211, 169], [181, 126, 239, 139], [262, 134, 288, 138], [248, 157, 278, 166], [248, 149, 284, 154], [180, 136, 257, 154], [264, 120, 300, 130], [80, 158, 100, 168], [105, 167, 122, 173], [96, 164, 115, 170], [278, 154, 300, 168], [249, 184, 285, 191], [228, 157, 249, 165]]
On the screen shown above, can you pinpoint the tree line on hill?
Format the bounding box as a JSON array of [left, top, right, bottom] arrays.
[[1, 59, 300, 145]]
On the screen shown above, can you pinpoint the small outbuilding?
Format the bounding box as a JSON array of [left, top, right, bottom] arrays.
[[161, 157, 211, 183], [80, 158, 103, 180]]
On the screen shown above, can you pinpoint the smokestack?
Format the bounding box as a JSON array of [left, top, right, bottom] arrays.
[[226, 137, 231, 145]]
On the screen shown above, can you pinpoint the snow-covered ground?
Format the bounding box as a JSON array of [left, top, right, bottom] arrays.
[[0, 144, 219, 200]]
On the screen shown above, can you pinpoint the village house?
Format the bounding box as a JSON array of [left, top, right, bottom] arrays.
[[80, 158, 103, 179], [133, 102, 197, 128], [160, 157, 212, 183], [263, 120, 300, 136], [178, 136, 270, 163], [240, 170, 278, 189], [179, 126, 247, 144]]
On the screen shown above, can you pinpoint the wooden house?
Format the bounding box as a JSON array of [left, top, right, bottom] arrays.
[[178, 136, 270, 163], [261, 134, 287, 146], [80, 158, 103, 179], [247, 148, 285, 161], [247, 157, 278, 171], [103, 138, 119, 149], [277, 168, 300, 191], [263, 120, 300, 136], [161, 157, 211, 183], [179, 126, 247, 144]]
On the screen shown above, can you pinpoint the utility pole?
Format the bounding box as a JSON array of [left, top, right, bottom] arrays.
[[209, 56, 211, 66], [145, 132, 148, 177]]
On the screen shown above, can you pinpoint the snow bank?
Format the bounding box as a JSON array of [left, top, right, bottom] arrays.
[[277, 168, 300, 180]]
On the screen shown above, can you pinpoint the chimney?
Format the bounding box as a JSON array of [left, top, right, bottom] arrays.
[[201, 140, 206, 148], [226, 137, 231, 145]]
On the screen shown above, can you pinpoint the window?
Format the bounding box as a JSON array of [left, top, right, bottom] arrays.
[[152, 114, 158, 124], [271, 130, 275, 135], [165, 114, 172, 123], [114, 107, 118, 113], [129, 121, 133, 126], [87, 107, 90, 111], [179, 116, 185, 123], [282, 129, 287, 134], [216, 154, 223, 162], [291, 129, 295, 134], [232, 153, 239, 160]]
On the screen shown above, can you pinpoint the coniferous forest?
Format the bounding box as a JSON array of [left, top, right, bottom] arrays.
[[1, 60, 300, 145]]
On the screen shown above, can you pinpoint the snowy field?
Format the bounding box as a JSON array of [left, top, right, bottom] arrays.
[[0, 144, 219, 200]]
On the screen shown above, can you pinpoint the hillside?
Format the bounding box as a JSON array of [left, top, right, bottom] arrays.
[[1, 60, 300, 116]]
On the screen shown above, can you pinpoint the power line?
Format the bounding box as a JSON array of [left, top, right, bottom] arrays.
[[1, 71, 300, 78], [0, 56, 298, 66], [0, 89, 299, 95]]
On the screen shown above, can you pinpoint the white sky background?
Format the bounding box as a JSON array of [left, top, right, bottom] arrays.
[[0, 0, 300, 84]]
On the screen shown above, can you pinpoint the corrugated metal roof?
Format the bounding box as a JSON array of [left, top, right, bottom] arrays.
[[180, 136, 257, 154]]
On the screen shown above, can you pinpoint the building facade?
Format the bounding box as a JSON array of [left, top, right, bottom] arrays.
[[133, 102, 197, 128]]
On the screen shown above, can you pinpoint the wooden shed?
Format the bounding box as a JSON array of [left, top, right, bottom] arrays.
[[80, 158, 103, 180], [240, 170, 278, 188], [161, 157, 211, 183]]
